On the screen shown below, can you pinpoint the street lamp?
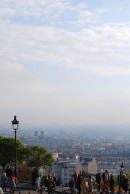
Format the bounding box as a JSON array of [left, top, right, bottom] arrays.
[[120, 162, 124, 172], [12, 116, 19, 177]]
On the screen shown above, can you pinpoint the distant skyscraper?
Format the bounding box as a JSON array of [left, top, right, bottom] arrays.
[[41, 131, 44, 137], [34, 131, 38, 136], [39, 131, 45, 143]]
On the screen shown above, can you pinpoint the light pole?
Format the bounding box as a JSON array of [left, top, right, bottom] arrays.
[[120, 162, 124, 172], [12, 116, 19, 177]]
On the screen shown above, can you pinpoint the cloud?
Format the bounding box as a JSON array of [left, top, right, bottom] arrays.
[[2, 22, 130, 76], [1, 0, 130, 79]]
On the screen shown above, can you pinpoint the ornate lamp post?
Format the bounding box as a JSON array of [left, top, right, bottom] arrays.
[[12, 116, 19, 177], [120, 162, 124, 172]]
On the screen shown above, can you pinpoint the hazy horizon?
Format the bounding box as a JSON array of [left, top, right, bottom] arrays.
[[1, 122, 130, 132]]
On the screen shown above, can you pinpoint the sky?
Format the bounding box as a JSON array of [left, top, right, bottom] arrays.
[[1, 0, 130, 129]]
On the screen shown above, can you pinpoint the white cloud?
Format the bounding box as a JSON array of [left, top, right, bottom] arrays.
[[1, 20, 130, 76], [1, 1, 130, 75]]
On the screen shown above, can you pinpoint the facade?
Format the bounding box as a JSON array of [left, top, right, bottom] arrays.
[[46, 160, 82, 186], [60, 162, 82, 186], [87, 158, 98, 175], [45, 157, 98, 186]]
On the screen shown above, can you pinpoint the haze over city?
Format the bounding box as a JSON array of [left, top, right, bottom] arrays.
[[1, 0, 130, 130]]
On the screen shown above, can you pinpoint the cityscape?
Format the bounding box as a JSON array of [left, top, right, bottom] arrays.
[[1, 126, 130, 186]]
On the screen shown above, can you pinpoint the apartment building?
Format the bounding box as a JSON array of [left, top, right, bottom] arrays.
[[46, 160, 82, 186], [45, 157, 98, 186]]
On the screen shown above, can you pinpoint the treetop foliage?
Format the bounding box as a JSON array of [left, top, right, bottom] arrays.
[[0, 137, 54, 170]]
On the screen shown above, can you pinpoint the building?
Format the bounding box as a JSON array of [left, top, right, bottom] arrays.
[[45, 157, 98, 186], [46, 160, 82, 186]]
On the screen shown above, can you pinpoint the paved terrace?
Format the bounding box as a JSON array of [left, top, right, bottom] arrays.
[[4, 184, 72, 194], [3, 182, 118, 194]]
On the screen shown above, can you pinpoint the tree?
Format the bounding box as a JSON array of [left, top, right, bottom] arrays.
[[0, 137, 54, 172], [25, 145, 54, 168], [0, 137, 25, 171]]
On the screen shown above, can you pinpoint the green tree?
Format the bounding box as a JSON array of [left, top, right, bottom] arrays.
[[0, 137, 25, 171], [25, 145, 54, 168]]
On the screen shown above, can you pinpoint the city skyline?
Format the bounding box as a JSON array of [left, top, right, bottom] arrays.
[[0, 0, 130, 128]]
